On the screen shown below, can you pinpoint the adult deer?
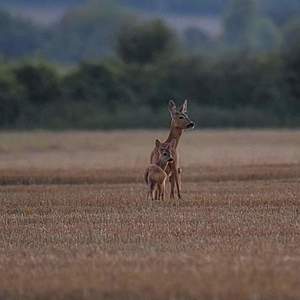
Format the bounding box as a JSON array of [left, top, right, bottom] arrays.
[[150, 100, 194, 199]]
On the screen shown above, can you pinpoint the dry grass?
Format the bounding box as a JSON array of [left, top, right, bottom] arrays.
[[1, 130, 300, 300]]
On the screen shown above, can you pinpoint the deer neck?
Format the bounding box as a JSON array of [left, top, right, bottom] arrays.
[[164, 121, 182, 148], [157, 159, 168, 171]]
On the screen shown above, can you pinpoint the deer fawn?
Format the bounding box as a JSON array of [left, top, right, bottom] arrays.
[[150, 100, 194, 199], [145, 139, 175, 200]]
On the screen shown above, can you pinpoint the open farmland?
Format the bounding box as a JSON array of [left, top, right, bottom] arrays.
[[1, 130, 300, 300]]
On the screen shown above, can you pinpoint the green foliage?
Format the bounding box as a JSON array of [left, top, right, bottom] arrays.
[[1, 48, 299, 129], [281, 19, 300, 112], [62, 62, 130, 110], [0, 66, 24, 127], [14, 63, 61, 105], [0, 1, 299, 129], [117, 20, 176, 65]]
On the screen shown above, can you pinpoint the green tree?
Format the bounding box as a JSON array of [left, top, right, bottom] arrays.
[[117, 19, 177, 65], [281, 19, 300, 112], [14, 63, 61, 105], [62, 62, 130, 110], [0, 66, 24, 127]]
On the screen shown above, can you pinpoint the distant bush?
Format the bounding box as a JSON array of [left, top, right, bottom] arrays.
[[0, 66, 24, 127], [281, 19, 300, 116], [62, 62, 130, 110], [117, 20, 177, 65], [0, 8, 298, 130], [14, 63, 61, 105]]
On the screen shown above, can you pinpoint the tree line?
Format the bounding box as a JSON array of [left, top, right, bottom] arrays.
[[1, 0, 300, 129], [1, 18, 300, 129]]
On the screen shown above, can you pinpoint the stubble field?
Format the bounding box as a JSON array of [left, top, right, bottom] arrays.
[[1, 130, 300, 300]]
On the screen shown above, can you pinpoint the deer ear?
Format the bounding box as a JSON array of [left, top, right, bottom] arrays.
[[168, 100, 177, 116], [155, 139, 161, 148], [180, 99, 188, 113]]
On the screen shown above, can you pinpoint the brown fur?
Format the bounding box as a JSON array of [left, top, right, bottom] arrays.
[[146, 139, 175, 200], [150, 100, 194, 199]]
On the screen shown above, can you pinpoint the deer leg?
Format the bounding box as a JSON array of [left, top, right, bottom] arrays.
[[178, 168, 182, 189], [161, 183, 165, 200], [169, 175, 175, 199], [147, 183, 151, 200], [149, 182, 155, 200], [174, 169, 181, 199], [157, 184, 162, 200]]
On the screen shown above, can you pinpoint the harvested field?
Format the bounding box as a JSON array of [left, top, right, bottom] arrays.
[[0, 130, 300, 300]]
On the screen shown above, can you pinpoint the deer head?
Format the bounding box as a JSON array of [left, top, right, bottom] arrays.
[[155, 139, 174, 164], [168, 100, 195, 130]]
